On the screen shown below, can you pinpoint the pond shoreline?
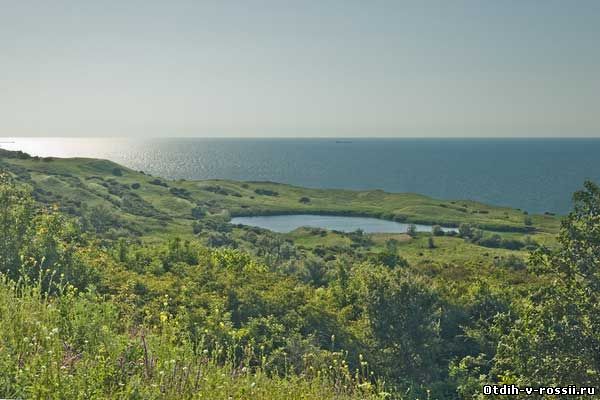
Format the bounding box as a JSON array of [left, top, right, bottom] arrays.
[[231, 214, 459, 234], [228, 208, 537, 233]]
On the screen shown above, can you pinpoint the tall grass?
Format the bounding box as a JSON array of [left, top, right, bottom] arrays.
[[0, 271, 389, 399]]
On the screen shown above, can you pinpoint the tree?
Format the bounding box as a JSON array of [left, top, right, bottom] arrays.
[[0, 173, 35, 275], [385, 238, 399, 252], [490, 181, 600, 389], [428, 236, 435, 249], [349, 264, 442, 385], [0, 173, 99, 288], [371, 250, 409, 269], [87, 204, 120, 233], [458, 223, 473, 238], [191, 206, 206, 219], [406, 224, 417, 237]]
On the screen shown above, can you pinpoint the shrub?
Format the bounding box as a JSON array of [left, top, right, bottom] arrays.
[[432, 225, 445, 236], [149, 178, 168, 187], [169, 187, 192, 200], [206, 232, 236, 248], [428, 236, 435, 249], [191, 206, 206, 219], [371, 250, 409, 268], [254, 188, 279, 197], [201, 185, 241, 197], [493, 255, 527, 270], [458, 223, 473, 238], [478, 234, 502, 248], [192, 221, 202, 234], [499, 238, 525, 250]]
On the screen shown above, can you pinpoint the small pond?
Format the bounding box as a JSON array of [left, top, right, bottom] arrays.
[[230, 214, 458, 234]]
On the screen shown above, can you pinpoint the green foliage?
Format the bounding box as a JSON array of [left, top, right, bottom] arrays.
[[191, 206, 206, 219], [0, 174, 99, 289], [494, 181, 600, 387], [371, 250, 409, 269], [149, 178, 168, 187], [426, 236, 434, 249], [254, 188, 279, 197], [201, 185, 242, 197], [349, 264, 444, 390], [453, 181, 600, 397], [492, 254, 526, 270], [169, 186, 193, 200], [0, 274, 387, 399], [432, 225, 445, 236], [458, 223, 473, 238], [85, 204, 121, 234], [2, 151, 595, 399]]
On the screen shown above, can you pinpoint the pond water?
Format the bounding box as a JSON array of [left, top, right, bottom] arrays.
[[230, 214, 459, 234]]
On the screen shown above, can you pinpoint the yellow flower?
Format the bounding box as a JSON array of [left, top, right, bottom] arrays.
[[159, 312, 168, 323]]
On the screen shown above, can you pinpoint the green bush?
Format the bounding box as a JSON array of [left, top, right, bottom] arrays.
[[432, 225, 445, 236], [254, 188, 279, 196]]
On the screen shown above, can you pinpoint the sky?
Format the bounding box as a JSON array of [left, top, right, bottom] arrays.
[[1, 0, 599, 138]]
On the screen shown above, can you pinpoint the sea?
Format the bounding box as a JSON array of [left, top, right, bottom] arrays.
[[2, 137, 599, 215]]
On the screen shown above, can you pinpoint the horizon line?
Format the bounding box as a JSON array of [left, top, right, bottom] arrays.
[[3, 136, 600, 140]]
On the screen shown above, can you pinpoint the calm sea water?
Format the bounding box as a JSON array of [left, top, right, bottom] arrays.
[[2, 138, 599, 214], [231, 215, 458, 234]]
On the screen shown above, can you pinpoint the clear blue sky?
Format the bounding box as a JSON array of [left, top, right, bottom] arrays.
[[1, 0, 599, 137]]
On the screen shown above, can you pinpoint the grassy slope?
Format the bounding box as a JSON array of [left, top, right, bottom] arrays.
[[1, 151, 563, 274], [285, 228, 538, 288], [0, 153, 560, 239], [0, 275, 383, 400]]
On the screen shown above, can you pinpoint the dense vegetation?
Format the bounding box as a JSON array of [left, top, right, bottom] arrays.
[[1, 150, 598, 399]]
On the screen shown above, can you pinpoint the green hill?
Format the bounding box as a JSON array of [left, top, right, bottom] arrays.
[[3, 149, 595, 400], [0, 149, 559, 239]]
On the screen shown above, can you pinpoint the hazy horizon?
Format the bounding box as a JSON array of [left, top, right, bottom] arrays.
[[2, 1, 599, 138], [4, 136, 600, 140]]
